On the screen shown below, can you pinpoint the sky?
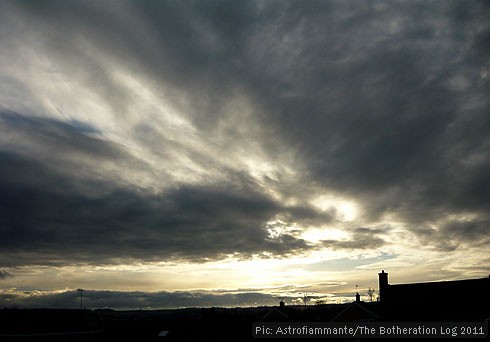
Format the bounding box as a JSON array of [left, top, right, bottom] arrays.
[[0, 0, 489, 310]]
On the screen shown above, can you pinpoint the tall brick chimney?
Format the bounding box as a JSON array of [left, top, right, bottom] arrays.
[[378, 270, 389, 302]]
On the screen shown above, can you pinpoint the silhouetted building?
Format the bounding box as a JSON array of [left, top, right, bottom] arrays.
[[378, 270, 490, 321], [331, 301, 380, 322], [378, 270, 388, 301], [262, 308, 289, 321], [329, 290, 381, 322]]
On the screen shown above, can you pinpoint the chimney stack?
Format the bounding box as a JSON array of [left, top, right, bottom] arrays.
[[378, 270, 389, 302]]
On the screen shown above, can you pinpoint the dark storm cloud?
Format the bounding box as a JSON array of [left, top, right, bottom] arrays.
[[1, 0, 490, 265], [0, 112, 348, 267], [0, 134, 325, 267]]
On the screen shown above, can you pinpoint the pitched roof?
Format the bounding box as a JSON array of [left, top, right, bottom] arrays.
[[262, 308, 289, 320], [330, 301, 380, 322]]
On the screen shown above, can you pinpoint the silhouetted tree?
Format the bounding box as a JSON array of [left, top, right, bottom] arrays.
[[303, 293, 311, 307], [367, 287, 375, 302]]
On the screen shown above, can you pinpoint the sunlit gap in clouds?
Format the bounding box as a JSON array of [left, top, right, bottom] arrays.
[[301, 227, 349, 243], [311, 195, 359, 222]]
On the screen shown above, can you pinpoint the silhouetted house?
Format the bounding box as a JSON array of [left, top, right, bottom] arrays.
[[262, 308, 289, 321], [329, 291, 380, 322], [378, 270, 490, 321], [331, 301, 380, 322], [158, 330, 169, 337]]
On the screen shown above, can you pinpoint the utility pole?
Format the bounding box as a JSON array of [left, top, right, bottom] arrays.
[[77, 289, 85, 309]]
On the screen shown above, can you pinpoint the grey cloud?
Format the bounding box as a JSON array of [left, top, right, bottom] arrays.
[[1, 0, 489, 259], [244, 1, 490, 246], [270, 205, 335, 229], [414, 217, 490, 252], [0, 289, 288, 309], [322, 227, 388, 250], [0, 112, 117, 158], [442, 219, 490, 243], [0, 270, 13, 280], [305, 253, 396, 272], [0, 111, 135, 196], [325, 237, 385, 250], [0, 143, 328, 267], [6, 1, 255, 125]]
